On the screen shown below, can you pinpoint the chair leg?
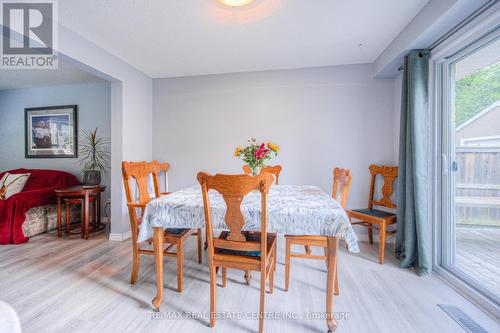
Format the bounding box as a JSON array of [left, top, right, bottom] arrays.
[[269, 254, 275, 294], [273, 243, 277, 272], [204, 228, 208, 250], [304, 245, 311, 255], [259, 269, 266, 333], [368, 225, 373, 245], [285, 237, 291, 292], [379, 222, 386, 264], [209, 265, 216, 328], [176, 240, 184, 292], [197, 228, 202, 264], [130, 242, 140, 284], [222, 267, 227, 288], [334, 262, 339, 296], [244, 271, 251, 285]]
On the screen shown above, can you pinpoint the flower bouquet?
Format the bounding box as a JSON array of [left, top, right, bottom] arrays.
[[234, 138, 280, 175]]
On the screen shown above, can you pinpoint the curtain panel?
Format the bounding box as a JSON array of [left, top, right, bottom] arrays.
[[396, 50, 431, 276]]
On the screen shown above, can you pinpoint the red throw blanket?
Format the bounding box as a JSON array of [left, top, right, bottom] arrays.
[[0, 169, 80, 244]]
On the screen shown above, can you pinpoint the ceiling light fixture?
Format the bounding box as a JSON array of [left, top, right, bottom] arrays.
[[218, 0, 254, 7]]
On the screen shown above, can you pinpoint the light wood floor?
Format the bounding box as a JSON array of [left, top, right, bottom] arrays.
[[0, 232, 498, 333]]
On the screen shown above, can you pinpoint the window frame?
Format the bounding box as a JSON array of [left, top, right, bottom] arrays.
[[430, 11, 500, 319]]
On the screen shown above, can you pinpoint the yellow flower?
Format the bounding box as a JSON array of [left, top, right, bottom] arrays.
[[234, 147, 242, 157], [267, 142, 280, 152]]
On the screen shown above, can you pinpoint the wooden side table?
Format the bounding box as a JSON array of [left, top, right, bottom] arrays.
[[55, 185, 106, 240]]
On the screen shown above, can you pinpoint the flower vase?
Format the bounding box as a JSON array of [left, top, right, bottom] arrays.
[[250, 166, 261, 176]]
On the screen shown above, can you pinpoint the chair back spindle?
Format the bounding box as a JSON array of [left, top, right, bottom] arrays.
[[242, 165, 282, 185], [122, 161, 154, 208], [151, 161, 170, 197], [197, 172, 274, 257], [331, 168, 352, 208], [367, 165, 398, 209]]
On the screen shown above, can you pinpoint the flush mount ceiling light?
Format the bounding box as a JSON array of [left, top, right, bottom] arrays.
[[218, 0, 254, 7]]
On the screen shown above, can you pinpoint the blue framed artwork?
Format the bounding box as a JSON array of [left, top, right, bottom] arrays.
[[25, 105, 78, 158]]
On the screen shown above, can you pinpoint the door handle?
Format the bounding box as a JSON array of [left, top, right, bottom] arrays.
[[452, 160, 458, 173], [442, 154, 449, 175]]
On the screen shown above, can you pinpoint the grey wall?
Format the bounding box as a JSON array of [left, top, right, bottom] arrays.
[[153, 64, 396, 212], [0, 82, 112, 208]]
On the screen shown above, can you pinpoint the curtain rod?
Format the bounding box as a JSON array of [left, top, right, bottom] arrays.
[[398, 0, 498, 71]]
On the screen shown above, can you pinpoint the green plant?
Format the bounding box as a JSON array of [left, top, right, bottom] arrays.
[[455, 62, 500, 126], [79, 128, 110, 174]]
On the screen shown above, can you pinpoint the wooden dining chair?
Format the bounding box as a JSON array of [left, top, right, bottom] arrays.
[[284, 167, 351, 293], [243, 165, 282, 184], [197, 172, 277, 333], [347, 164, 398, 264], [122, 161, 202, 292]]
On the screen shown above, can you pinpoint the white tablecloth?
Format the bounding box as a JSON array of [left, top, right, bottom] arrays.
[[139, 185, 359, 253]]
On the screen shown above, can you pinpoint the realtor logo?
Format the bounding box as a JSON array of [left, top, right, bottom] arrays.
[[1, 0, 58, 69]]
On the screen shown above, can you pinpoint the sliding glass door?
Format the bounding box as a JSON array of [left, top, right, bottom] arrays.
[[439, 30, 500, 310]]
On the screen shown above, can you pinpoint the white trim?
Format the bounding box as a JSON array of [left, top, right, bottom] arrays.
[[460, 135, 500, 146], [433, 266, 500, 321], [431, 5, 500, 320], [456, 101, 500, 131], [109, 230, 131, 242]]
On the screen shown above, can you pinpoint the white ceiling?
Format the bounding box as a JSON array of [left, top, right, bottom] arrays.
[[59, 0, 429, 78], [0, 61, 108, 90]]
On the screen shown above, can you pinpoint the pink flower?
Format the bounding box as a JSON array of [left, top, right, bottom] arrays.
[[255, 143, 269, 160]]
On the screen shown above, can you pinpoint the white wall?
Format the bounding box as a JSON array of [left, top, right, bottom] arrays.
[[0, 82, 112, 207], [153, 64, 396, 211], [57, 26, 153, 235]]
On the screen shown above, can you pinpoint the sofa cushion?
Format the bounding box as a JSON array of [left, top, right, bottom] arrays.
[[0, 173, 30, 200]]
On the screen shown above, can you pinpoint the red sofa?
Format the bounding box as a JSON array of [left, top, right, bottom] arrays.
[[0, 168, 80, 244]]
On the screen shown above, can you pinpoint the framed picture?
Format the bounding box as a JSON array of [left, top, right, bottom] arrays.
[[25, 105, 78, 158]]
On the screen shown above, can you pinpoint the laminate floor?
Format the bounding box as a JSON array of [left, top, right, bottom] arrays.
[[0, 233, 498, 333]]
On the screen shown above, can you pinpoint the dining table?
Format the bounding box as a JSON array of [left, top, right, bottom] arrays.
[[138, 184, 359, 331]]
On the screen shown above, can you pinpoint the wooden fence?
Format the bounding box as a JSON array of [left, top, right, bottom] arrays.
[[455, 147, 500, 226]]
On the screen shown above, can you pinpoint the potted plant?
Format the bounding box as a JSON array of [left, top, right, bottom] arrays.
[[79, 128, 110, 187], [234, 138, 280, 175]]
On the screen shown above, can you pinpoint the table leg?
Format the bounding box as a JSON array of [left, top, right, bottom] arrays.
[[92, 199, 97, 230], [65, 202, 71, 237], [152, 227, 164, 310], [80, 199, 85, 239], [84, 193, 89, 240], [326, 236, 339, 332], [57, 196, 62, 237], [97, 193, 102, 229]]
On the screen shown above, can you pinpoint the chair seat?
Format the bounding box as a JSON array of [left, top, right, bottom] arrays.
[[166, 228, 189, 235], [218, 249, 261, 257], [350, 208, 395, 218], [214, 231, 276, 262]]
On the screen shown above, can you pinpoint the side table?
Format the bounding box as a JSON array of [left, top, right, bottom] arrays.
[[55, 185, 106, 239]]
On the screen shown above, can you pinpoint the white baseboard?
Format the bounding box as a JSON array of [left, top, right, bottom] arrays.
[[109, 230, 131, 242]]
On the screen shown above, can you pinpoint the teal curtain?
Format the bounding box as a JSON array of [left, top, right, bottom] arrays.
[[396, 50, 431, 276]]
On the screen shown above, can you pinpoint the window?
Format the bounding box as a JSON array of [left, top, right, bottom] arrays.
[[433, 26, 500, 317]]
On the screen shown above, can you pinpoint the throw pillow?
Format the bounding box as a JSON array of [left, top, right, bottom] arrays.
[[0, 173, 30, 200]]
